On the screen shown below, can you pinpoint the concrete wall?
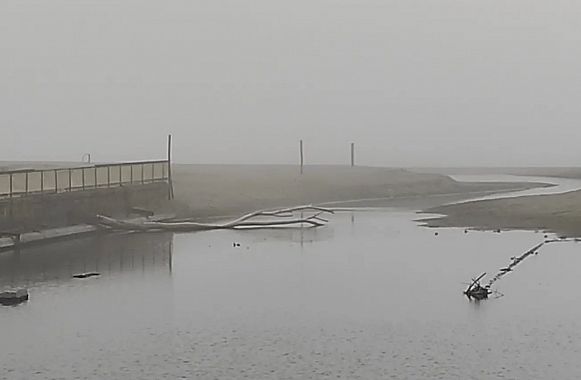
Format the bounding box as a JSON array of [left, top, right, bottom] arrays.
[[0, 183, 169, 232]]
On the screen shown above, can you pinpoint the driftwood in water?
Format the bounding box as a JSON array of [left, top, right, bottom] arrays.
[[465, 237, 581, 299], [73, 272, 101, 279], [487, 241, 546, 287], [97, 205, 335, 232], [464, 272, 490, 300]]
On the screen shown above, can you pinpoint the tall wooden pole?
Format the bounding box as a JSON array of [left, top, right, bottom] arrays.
[[167, 134, 175, 200], [351, 142, 355, 167], [300, 139, 304, 175]]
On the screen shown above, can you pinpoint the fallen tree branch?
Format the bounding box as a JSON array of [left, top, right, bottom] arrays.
[[97, 205, 335, 232]]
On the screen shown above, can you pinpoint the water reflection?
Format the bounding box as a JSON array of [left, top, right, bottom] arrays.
[[0, 232, 173, 289]]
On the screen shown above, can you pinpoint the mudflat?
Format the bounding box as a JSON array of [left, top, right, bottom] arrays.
[[171, 164, 544, 218], [421, 189, 581, 237]]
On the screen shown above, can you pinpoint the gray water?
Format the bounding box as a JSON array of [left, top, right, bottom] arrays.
[[2, 180, 581, 379]]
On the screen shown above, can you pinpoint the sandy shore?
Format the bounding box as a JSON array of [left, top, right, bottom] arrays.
[[171, 164, 545, 218], [421, 189, 581, 237]]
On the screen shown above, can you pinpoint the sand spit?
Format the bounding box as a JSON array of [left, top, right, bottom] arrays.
[[171, 165, 545, 218]]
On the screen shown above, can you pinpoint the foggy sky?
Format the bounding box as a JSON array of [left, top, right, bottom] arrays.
[[1, 0, 580, 167]]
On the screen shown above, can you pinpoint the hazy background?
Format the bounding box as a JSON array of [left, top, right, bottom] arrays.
[[1, 0, 580, 167]]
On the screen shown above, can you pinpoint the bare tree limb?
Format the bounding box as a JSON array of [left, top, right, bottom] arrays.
[[96, 205, 335, 232]]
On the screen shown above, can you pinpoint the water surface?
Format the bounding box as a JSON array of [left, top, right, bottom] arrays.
[[1, 178, 581, 379]]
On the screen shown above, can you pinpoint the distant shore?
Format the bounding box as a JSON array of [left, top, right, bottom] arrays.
[[171, 164, 546, 219]]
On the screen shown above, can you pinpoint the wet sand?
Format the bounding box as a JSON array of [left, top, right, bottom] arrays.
[[421, 189, 581, 237], [418, 168, 581, 236], [171, 164, 546, 218]]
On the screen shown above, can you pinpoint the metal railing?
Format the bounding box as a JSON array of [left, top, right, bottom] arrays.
[[0, 160, 169, 199]]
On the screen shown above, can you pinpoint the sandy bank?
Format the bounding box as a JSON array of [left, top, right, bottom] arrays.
[[421, 189, 581, 237], [171, 165, 545, 218]]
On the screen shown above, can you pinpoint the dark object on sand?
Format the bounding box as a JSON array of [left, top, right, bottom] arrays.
[[73, 272, 101, 279], [464, 273, 491, 300], [0, 289, 29, 306]]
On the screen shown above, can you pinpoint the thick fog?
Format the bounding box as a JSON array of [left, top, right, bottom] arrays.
[[1, 0, 580, 166]]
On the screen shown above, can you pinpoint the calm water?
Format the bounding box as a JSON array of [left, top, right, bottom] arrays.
[[2, 181, 581, 379]]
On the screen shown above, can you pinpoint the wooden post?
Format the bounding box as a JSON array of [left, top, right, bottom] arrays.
[[68, 169, 72, 191], [94, 167, 97, 188], [107, 166, 111, 188], [300, 139, 304, 175], [141, 163, 145, 184], [40, 171, 44, 192], [54, 169, 58, 193], [351, 142, 355, 167], [167, 134, 175, 200], [82, 168, 85, 190], [130, 165, 134, 184], [25, 172, 29, 195], [9, 173, 13, 198]]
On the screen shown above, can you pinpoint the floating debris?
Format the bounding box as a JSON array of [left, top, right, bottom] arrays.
[[73, 272, 101, 279], [464, 273, 490, 300], [0, 288, 29, 306], [464, 240, 556, 300]]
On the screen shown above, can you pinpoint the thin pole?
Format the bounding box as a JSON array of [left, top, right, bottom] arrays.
[[9, 174, 13, 198], [82, 168, 85, 190], [94, 167, 97, 188], [68, 169, 72, 191], [54, 169, 58, 193], [351, 142, 355, 167], [300, 139, 304, 175], [41, 171, 44, 192], [167, 134, 175, 200], [25, 172, 29, 195], [107, 166, 111, 187]]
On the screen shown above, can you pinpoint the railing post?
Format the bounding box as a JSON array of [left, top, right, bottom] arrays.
[[119, 165, 122, 185], [94, 167, 97, 188], [130, 165, 134, 184], [25, 172, 29, 195], [141, 163, 145, 184], [107, 166, 111, 188], [151, 163, 155, 182], [54, 169, 58, 193], [9, 173, 13, 198], [167, 134, 174, 200], [82, 168, 85, 190], [41, 171, 44, 193], [68, 169, 72, 191]]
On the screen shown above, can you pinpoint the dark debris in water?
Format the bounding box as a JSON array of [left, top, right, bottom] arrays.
[[73, 272, 101, 279]]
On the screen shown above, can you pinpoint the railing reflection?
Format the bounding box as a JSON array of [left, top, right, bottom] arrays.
[[0, 232, 173, 288]]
